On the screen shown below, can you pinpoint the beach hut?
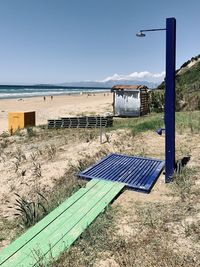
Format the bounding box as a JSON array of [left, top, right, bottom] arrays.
[[111, 85, 149, 117]]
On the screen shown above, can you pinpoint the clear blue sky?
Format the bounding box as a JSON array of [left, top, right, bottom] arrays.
[[0, 0, 199, 84]]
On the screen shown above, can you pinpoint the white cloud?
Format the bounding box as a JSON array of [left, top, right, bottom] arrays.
[[100, 71, 165, 83]]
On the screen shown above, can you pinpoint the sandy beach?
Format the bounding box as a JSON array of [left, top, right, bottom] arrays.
[[0, 93, 113, 133]]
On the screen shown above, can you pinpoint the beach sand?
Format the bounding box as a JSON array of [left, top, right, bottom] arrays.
[[0, 93, 113, 133]]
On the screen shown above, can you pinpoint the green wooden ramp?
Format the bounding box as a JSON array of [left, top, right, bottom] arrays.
[[0, 179, 124, 267]]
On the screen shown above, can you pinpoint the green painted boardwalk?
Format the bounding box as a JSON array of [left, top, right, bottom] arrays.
[[0, 179, 124, 267]]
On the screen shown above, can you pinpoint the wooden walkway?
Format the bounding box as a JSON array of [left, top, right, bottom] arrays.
[[0, 179, 124, 267]]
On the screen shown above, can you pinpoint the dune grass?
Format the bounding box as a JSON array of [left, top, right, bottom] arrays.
[[108, 111, 200, 135], [46, 111, 200, 267], [1, 111, 200, 265], [48, 166, 200, 267]]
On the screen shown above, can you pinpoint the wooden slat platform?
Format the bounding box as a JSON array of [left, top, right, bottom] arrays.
[[0, 179, 124, 267]]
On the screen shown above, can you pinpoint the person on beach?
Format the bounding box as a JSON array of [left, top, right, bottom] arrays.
[[51, 95, 53, 100], [43, 96, 46, 101]]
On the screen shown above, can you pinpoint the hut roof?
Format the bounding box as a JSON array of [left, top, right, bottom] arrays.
[[111, 85, 148, 91]]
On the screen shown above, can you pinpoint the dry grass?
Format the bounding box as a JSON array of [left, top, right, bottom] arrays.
[[1, 111, 200, 266], [48, 165, 200, 267]]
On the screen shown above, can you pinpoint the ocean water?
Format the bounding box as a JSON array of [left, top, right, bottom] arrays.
[[0, 86, 110, 99]]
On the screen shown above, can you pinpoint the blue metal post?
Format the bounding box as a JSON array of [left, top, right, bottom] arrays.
[[165, 17, 176, 182]]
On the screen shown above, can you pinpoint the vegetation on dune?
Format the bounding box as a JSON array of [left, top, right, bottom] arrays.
[[48, 166, 200, 267], [111, 111, 200, 135], [1, 112, 200, 266], [151, 54, 200, 112]]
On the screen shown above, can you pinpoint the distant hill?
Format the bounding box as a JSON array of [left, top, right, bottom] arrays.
[[157, 54, 200, 111], [59, 80, 158, 89]]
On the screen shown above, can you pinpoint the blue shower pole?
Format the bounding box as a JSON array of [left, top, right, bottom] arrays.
[[165, 17, 176, 182], [136, 17, 176, 182]]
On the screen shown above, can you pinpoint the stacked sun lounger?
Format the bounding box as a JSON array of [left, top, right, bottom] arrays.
[[48, 116, 113, 129]]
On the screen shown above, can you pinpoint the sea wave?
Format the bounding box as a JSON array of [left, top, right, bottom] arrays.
[[0, 87, 110, 99]]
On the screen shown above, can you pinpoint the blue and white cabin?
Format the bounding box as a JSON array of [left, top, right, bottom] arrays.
[[111, 85, 149, 117]]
